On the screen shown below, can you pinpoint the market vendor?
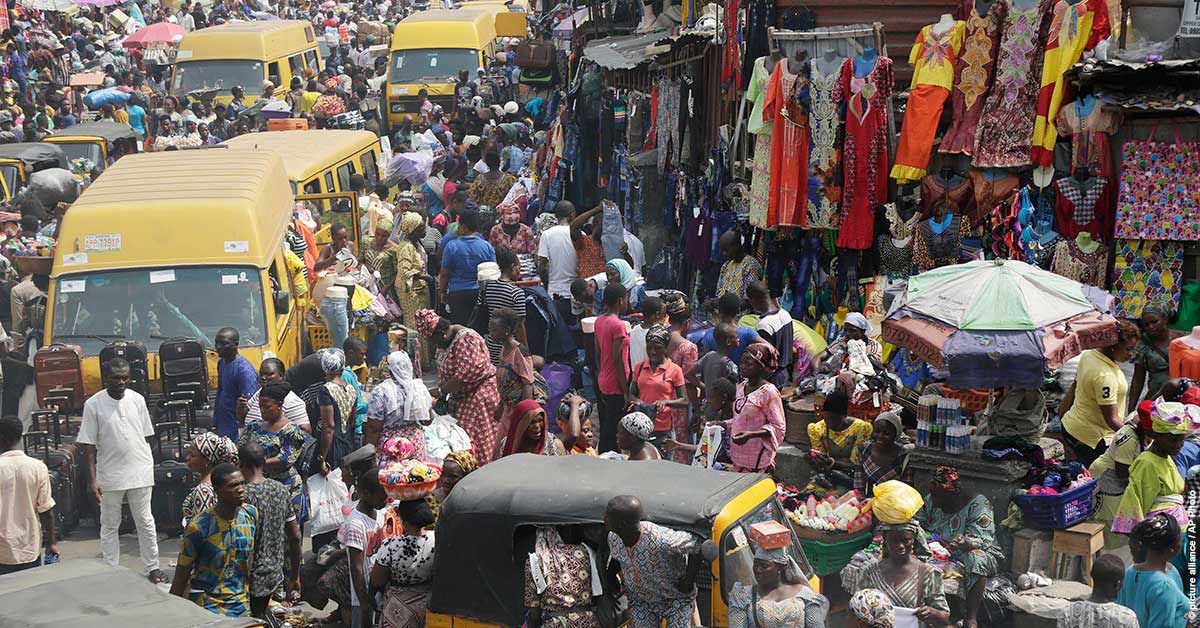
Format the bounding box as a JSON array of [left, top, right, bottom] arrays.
[[1060, 319, 1140, 467], [813, 312, 881, 375], [727, 546, 827, 628], [1090, 399, 1153, 548], [840, 519, 951, 627], [915, 467, 1002, 628], [806, 390, 873, 480], [1110, 399, 1194, 537], [853, 412, 911, 497], [1129, 307, 1174, 414]]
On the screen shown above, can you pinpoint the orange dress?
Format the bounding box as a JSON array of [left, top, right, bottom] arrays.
[[764, 60, 809, 228], [891, 21, 966, 183]]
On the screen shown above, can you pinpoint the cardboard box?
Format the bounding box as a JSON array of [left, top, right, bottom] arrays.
[[749, 520, 790, 550]]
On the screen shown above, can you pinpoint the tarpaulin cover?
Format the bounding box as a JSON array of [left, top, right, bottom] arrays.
[[429, 454, 767, 626], [0, 143, 68, 171], [0, 559, 260, 628]]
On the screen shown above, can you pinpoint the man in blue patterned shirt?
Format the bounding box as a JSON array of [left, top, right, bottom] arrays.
[[170, 463, 259, 617]]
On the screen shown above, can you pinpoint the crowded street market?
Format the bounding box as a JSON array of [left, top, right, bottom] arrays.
[[0, 0, 1198, 625]]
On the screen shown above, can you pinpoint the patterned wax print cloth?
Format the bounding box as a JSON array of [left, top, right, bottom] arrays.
[[1110, 239, 1185, 318]]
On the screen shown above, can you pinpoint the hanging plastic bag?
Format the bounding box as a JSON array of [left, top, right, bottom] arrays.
[[307, 468, 351, 536]]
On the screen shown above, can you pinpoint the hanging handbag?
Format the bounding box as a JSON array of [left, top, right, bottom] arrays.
[[1114, 123, 1200, 241]]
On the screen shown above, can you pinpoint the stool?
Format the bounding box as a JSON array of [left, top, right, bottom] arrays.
[[1050, 522, 1106, 584]]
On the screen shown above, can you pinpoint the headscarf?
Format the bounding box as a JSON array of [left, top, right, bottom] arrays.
[[932, 466, 961, 493], [753, 546, 790, 564], [620, 412, 654, 441], [192, 432, 239, 466], [1150, 397, 1199, 435], [503, 399, 550, 456], [844, 311, 872, 334], [319, 347, 346, 375], [260, 381, 292, 404], [376, 215, 394, 235], [398, 211, 423, 237], [645, 324, 671, 348], [742, 342, 779, 374], [849, 589, 895, 628], [443, 450, 478, 474], [498, 201, 522, 225], [1136, 399, 1155, 432], [368, 351, 433, 426], [415, 309, 443, 338], [874, 411, 903, 438], [606, 258, 638, 290]]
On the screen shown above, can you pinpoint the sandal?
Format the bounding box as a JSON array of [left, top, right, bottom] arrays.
[[147, 569, 167, 584]]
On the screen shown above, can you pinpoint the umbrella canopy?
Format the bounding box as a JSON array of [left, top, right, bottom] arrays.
[[883, 259, 1118, 389], [122, 22, 187, 48], [901, 259, 1100, 330], [72, 0, 124, 7], [18, 0, 74, 11]]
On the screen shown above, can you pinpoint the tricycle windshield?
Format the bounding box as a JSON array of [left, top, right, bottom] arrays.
[[719, 496, 815, 600]]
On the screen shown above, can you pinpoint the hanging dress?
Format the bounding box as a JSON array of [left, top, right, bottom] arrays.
[[745, 56, 775, 228], [835, 54, 894, 250], [1053, 176, 1111, 239], [939, 2, 1002, 155], [891, 20, 966, 183], [1030, 0, 1111, 166], [1056, 97, 1121, 210], [805, 59, 843, 230], [764, 59, 809, 228], [972, 0, 1053, 168], [918, 173, 975, 219]]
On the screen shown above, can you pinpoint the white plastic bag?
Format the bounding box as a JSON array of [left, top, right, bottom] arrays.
[[307, 467, 350, 536], [423, 414, 472, 465], [692, 424, 724, 469]]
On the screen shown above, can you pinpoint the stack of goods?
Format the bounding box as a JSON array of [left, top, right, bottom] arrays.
[[915, 394, 975, 454], [785, 490, 874, 534], [378, 457, 441, 501]]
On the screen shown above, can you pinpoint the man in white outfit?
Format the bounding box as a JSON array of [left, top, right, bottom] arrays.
[[78, 358, 165, 583]]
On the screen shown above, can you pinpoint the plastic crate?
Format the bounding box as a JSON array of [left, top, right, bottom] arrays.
[[798, 530, 873, 576], [1011, 478, 1098, 529], [308, 324, 333, 351]]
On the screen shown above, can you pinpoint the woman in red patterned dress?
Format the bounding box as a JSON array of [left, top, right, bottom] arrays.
[[414, 309, 501, 465]]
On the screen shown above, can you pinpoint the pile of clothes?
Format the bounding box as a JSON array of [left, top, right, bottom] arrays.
[[1017, 460, 1092, 496]]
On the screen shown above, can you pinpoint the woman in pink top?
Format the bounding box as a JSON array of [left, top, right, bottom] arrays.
[[728, 343, 786, 473]]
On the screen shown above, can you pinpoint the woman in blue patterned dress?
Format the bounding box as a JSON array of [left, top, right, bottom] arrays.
[[240, 381, 308, 522]]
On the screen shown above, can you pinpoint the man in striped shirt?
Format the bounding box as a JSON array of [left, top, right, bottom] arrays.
[[477, 247, 528, 358]]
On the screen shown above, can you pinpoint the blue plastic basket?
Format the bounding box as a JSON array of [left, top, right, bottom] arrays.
[[1011, 477, 1098, 529]]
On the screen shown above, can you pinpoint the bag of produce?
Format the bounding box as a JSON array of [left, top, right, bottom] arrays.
[[872, 480, 924, 524]]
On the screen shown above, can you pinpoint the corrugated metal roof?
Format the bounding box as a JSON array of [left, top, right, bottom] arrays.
[[776, 0, 959, 86], [583, 30, 673, 69]]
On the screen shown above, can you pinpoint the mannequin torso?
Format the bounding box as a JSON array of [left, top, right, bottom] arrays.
[[854, 47, 879, 77]]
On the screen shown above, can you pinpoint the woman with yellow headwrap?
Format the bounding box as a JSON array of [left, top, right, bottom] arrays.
[[394, 212, 431, 329], [362, 214, 399, 291], [1112, 399, 1197, 535]]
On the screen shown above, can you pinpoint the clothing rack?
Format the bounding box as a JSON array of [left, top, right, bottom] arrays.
[[732, 23, 895, 181]]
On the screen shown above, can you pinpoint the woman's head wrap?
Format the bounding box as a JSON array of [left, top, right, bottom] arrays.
[[414, 309, 443, 338], [399, 211, 423, 236], [932, 466, 961, 493], [742, 342, 779, 374], [192, 432, 239, 466], [1150, 398, 1199, 434], [645, 324, 671, 347], [844, 311, 872, 334], [620, 412, 654, 441], [319, 348, 346, 374], [443, 450, 477, 474]]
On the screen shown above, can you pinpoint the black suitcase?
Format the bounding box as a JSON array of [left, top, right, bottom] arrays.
[[99, 340, 149, 397], [150, 421, 196, 537], [158, 337, 209, 407], [152, 418, 190, 465], [24, 425, 81, 535]]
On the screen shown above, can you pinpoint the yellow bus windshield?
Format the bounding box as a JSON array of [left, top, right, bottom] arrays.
[[390, 48, 477, 84]]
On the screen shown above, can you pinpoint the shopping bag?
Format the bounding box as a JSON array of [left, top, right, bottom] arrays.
[[307, 468, 351, 536], [423, 414, 472, 465], [692, 424, 725, 469]]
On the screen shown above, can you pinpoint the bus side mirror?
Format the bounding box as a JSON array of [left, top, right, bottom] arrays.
[[274, 290, 291, 315], [700, 539, 718, 562]]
